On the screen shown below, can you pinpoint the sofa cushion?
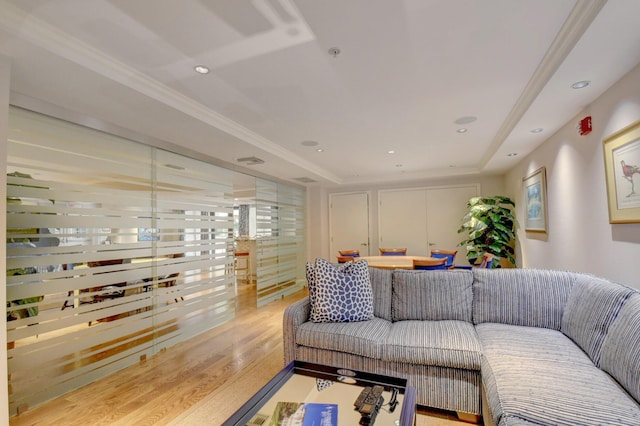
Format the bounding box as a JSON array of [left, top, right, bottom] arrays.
[[392, 269, 473, 321], [600, 291, 640, 403], [472, 269, 576, 329], [561, 274, 634, 366], [476, 323, 593, 366], [381, 320, 481, 370], [481, 353, 640, 426], [307, 258, 374, 323], [296, 317, 391, 358], [480, 322, 640, 426], [368, 266, 393, 321]]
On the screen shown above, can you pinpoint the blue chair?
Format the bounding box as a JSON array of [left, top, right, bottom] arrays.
[[413, 258, 447, 270], [379, 248, 407, 256], [337, 250, 360, 263], [455, 253, 495, 269], [430, 249, 457, 269], [480, 253, 496, 268], [338, 250, 360, 258]]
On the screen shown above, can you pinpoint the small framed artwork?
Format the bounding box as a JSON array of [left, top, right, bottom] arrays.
[[603, 120, 640, 223], [523, 167, 548, 233]]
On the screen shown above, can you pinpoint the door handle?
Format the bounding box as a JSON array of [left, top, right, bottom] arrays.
[[428, 243, 436, 246], [360, 243, 368, 246]]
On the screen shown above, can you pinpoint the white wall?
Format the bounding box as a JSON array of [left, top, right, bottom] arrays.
[[505, 62, 640, 289], [307, 175, 505, 261]]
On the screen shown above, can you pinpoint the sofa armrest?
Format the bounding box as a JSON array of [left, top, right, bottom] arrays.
[[283, 296, 310, 364]]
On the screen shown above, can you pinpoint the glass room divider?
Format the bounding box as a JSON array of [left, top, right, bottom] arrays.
[[5, 107, 237, 415]]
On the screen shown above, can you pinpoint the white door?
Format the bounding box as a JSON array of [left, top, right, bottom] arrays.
[[379, 189, 428, 256], [426, 185, 479, 263], [329, 192, 370, 258]]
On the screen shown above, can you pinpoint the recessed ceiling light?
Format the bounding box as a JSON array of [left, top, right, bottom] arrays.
[[507, 153, 518, 157], [387, 150, 395, 154], [454, 116, 477, 125], [457, 128, 468, 133], [531, 128, 544, 133], [571, 80, 590, 89], [316, 148, 324, 152], [194, 65, 210, 74], [301, 140, 319, 147]]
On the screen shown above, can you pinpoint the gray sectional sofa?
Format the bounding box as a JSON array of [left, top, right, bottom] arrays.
[[283, 266, 640, 425]]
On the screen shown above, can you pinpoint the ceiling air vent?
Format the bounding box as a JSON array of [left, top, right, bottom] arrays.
[[236, 156, 265, 165], [293, 177, 317, 183]]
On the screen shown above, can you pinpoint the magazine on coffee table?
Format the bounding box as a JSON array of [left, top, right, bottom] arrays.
[[269, 401, 337, 426]]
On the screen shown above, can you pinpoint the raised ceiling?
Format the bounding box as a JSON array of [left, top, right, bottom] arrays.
[[1, 0, 640, 187]]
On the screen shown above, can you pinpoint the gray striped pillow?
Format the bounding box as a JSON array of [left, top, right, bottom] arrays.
[[472, 269, 575, 329], [391, 270, 473, 321], [600, 292, 640, 402], [561, 275, 634, 366]]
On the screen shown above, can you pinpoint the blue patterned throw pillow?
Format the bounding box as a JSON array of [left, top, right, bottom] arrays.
[[308, 258, 373, 323]]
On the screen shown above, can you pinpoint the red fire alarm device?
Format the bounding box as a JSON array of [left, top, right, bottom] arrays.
[[579, 116, 592, 135]]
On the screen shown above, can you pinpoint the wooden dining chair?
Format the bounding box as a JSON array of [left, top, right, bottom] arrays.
[[455, 252, 496, 269], [379, 248, 407, 256], [479, 253, 496, 268], [430, 249, 458, 269], [413, 257, 447, 270], [337, 255, 357, 263], [338, 250, 360, 257]]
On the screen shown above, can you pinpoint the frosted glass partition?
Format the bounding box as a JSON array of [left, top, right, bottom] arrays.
[[5, 107, 235, 415], [255, 178, 305, 307]]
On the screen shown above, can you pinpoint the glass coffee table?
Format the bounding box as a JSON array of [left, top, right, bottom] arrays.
[[223, 361, 416, 425]]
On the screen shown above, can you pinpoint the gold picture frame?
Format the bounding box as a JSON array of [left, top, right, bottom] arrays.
[[523, 167, 548, 233], [603, 120, 640, 223]]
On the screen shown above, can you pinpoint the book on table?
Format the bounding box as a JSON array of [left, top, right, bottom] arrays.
[[269, 401, 337, 426]]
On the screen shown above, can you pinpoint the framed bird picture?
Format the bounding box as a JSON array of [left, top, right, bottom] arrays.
[[603, 120, 640, 223]]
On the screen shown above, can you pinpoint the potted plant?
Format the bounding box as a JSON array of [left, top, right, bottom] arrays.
[[457, 196, 516, 267]]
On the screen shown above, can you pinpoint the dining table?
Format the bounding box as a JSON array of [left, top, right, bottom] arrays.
[[352, 255, 440, 270]]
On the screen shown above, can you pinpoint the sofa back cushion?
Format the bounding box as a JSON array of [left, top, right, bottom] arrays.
[[472, 269, 576, 329], [599, 292, 640, 403], [368, 266, 393, 321], [561, 275, 634, 366], [391, 269, 473, 321]]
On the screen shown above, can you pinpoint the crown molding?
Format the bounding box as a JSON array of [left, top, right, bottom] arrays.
[[479, 0, 607, 169]]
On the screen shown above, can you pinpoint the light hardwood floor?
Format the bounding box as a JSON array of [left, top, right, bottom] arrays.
[[9, 282, 470, 425]]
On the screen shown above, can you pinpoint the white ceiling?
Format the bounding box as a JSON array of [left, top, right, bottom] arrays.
[[1, 0, 640, 188]]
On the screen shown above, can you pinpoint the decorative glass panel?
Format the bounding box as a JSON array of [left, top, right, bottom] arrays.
[[5, 107, 235, 415], [255, 178, 305, 307]]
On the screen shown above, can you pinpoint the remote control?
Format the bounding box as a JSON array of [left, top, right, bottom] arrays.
[[354, 385, 384, 425]]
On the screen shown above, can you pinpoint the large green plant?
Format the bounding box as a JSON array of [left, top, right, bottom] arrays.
[[457, 196, 516, 267]]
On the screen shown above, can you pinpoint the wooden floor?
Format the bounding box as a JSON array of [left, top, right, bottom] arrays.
[[9, 281, 469, 425]]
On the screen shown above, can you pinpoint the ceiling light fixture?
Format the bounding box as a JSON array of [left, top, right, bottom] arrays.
[[395, 164, 403, 168], [301, 140, 319, 147], [571, 80, 590, 89], [194, 65, 210, 74], [457, 128, 468, 133], [507, 153, 518, 157], [387, 150, 395, 154], [328, 47, 341, 58], [530, 128, 544, 133], [316, 148, 324, 152]]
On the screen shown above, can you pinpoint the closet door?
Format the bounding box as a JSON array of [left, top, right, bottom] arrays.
[[378, 189, 428, 256], [329, 192, 370, 258], [378, 185, 479, 259], [425, 185, 479, 259]]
